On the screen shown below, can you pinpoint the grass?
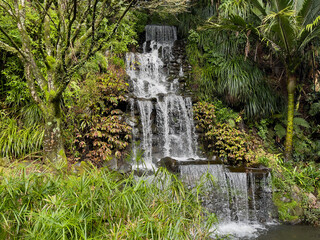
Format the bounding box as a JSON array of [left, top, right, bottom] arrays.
[[0, 164, 218, 239]]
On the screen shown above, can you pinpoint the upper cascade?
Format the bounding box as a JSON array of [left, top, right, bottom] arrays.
[[145, 25, 177, 43], [126, 24, 198, 167], [126, 25, 178, 98]]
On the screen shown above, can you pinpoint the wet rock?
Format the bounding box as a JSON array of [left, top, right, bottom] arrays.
[[307, 193, 317, 205], [289, 218, 302, 225], [126, 116, 138, 127], [118, 161, 132, 174], [291, 185, 302, 202], [157, 156, 179, 172], [104, 157, 118, 170]]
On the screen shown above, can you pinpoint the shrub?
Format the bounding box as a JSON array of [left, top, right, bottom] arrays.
[[66, 72, 132, 166], [194, 101, 261, 165]]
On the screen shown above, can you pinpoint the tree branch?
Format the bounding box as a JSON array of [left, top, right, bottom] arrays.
[[0, 40, 19, 55], [0, 25, 25, 58], [0, 0, 17, 19], [70, 0, 92, 46], [15, 0, 48, 92], [24, 64, 46, 112], [67, 0, 137, 79]]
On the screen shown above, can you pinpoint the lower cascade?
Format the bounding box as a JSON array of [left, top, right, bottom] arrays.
[[180, 165, 276, 239], [126, 25, 276, 239]]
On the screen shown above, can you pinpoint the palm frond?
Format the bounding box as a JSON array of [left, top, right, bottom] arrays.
[[299, 0, 320, 25]]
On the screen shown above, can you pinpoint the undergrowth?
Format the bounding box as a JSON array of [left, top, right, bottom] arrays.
[[262, 155, 320, 225], [0, 165, 218, 239]]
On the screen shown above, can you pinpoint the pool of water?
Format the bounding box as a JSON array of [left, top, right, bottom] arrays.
[[255, 225, 320, 240], [215, 223, 320, 240]]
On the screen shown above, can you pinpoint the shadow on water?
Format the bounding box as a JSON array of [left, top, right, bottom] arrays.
[[255, 225, 320, 240]]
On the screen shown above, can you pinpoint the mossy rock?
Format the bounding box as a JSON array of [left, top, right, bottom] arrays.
[[273, 192, 304, 223]]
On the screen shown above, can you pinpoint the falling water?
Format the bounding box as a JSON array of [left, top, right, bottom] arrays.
[[126, 25, 198, 167], [180, 164, 275, 239], [127, 25, 276, 239]]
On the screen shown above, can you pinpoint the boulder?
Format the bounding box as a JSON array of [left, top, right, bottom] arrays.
[[157, 156, 179, 172]]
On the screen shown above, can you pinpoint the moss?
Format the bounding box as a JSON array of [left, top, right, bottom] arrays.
[[273, 191, 303, 222], [71, 161, 91, 174], [46, 56, 56, 69]]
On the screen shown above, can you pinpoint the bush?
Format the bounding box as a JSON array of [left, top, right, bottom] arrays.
[[65, 72, 132, 166], [193, 101, 261, 165]]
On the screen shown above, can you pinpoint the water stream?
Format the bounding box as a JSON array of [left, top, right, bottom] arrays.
[[126, 25, 198, 168], [125, 25, 312, 239]]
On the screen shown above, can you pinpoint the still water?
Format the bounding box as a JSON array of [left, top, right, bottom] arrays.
[[255, 225, 320, 240]]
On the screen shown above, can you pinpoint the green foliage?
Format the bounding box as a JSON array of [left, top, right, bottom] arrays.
[[257, 119, 269, 141], [186, 29, 280, 119], [177, 0, 218, 37], [212, 100, 239, 123], [273, 114, 320, 161], [309, 102, 320, 116], [266, 155, 320, 224], [1, 55, 28, 108], [0, 111, 44, 160], [66, 72, 131, 166], [0, 166, 217, 239], [193, 101, 262, 165]]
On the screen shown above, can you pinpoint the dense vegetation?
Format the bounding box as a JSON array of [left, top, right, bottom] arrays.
[[183, 0, 320, 225], [0, 165, 216, 239], [0, 0, 319, 237]]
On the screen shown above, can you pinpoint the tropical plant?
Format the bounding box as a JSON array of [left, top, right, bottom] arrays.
[[207, 0, 320, 160], [186, 28, 280, 118]]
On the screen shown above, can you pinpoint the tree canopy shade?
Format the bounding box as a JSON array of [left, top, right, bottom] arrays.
[[207, 0, 320, 160]]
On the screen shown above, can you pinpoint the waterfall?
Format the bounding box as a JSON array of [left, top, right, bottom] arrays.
[[126, 25, 198, 167], [126, 25, 276, 239], [180, 164, 275, 239]]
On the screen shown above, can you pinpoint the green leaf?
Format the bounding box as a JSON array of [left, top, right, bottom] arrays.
[[274, 124, 286, 139], [293, 117, 310, 128]]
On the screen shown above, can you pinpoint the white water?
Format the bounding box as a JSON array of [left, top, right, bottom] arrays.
[[127, 25, 276, 239], [180, 164, 276, 239], [126, 25, 198, 168]]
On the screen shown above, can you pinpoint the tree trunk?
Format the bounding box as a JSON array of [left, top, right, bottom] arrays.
[[285, 74, 296, 161], [43, 99, 67, 167]]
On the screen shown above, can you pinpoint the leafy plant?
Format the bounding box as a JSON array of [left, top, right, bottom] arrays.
[[0, 165, 217, 239], [186, 29, 280, 119], [0, 112, 44, 160], [66, 72, 131, 166], [193, 101, 261, 165]]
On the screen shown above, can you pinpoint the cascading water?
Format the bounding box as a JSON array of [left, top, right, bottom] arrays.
[[126, 25, 198, 167], [180, 164, 276, 239], [126, 25, 276, 239]]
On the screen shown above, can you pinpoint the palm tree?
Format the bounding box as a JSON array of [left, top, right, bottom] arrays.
[[208, 0, 320, 160]]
